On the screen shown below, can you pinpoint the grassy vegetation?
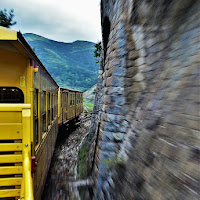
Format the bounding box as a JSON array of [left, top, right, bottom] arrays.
[[78, 136, 89, 179], [83, 84, 96, 104], [83, 99, 94, 113]]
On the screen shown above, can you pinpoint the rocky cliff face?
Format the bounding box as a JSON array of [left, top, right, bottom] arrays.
[[88, 0, 200, 199]]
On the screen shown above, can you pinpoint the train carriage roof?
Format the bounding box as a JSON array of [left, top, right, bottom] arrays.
[[60, 87, 83, 93], [0, 26, 59, 87]]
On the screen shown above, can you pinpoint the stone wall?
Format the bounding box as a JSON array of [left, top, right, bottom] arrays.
[[88, 0, 200, 199]]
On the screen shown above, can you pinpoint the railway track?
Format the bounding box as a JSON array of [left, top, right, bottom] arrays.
[[42, 114, 92, 200], [74, 113, 92, 126]]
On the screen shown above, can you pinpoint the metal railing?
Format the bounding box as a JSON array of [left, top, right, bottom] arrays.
[[0, 104, 34, 200], [22, 106, 34, 200]]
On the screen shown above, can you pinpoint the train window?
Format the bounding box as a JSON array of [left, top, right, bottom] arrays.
[[61, 92, 63, 108], [34, 89, 39, 145], [70, 94, 72, 106], [41, 91, 46, 132], [55, 93, 58, 116], [63, 93, 65, 107], [51, 94, 54, 120], [66, 93, 68, 108], [0, 87, 24, 103], [61, 93, 63, 107], [74, 94, 75, 105], [63, 93, 66, 107], [65, 93, 67, 107], [47, 93, 50, 125]]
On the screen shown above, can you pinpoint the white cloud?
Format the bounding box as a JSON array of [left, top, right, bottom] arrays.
[[0, 0, 102, 42]]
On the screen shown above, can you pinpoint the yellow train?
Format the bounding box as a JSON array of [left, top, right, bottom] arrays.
[[0, 26, 83, 199]]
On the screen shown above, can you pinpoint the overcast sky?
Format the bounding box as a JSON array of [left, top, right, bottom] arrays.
[[0, 0, 101, 43]]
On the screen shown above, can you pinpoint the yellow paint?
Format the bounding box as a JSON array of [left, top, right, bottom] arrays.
[[0, 48, 28, 101], [0, 189, 21, 198], [0, 26, 17, 40], [0, 166, 23, 175], [0, 104, 31, 110], [0, 155, 23, 163], [20, 76, 26, 87], [58, 88, 61, 124], [34, 67, 38, 73], [22, 107, 34, 200], [0, 123, 22, 139], [0, 143, 22, 151], [0, 104, 33, 200], [23, 148, 34, 200], [0, 112, 21, 123], [0, 177, 22, 186]]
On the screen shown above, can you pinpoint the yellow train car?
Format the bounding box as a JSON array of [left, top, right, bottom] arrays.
[[0, 26, 84, 200], [76, 91, 83, 117], [0, 26, 59, 200], [58, 88, 83, 126]]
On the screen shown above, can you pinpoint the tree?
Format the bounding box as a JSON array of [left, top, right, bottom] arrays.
[[0, 9, 17, 28], [94, 41, 102, 63]]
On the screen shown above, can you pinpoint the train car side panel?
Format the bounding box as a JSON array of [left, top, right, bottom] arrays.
[[32, 65, 58, 200]]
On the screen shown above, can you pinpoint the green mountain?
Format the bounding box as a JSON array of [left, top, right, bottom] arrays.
[[23, 33, 99, 91], [84, 84, 96, 104]]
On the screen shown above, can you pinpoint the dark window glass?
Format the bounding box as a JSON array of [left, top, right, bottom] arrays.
[[0, 87, 24, 103], [55, 93, 58, 116], [61, 92, 63, 107], [42, 91, 46, 132], [65, 93, 68, 109], [64, 93, 67, 107], [51, 94, 54, 120], [70, 94, 72, 106], [34, 89, 39, 145], [47, 93, 50, 125]]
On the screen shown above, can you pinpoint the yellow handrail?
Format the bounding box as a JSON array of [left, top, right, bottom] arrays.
[[21, 106, 34, 200], [24, 148, 33, 200]]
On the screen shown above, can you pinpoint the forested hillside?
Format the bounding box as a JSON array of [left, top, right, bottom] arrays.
[[24, 33, 99, 91]]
